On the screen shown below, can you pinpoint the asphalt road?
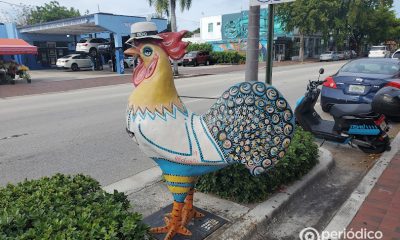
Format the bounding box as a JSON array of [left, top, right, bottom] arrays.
[[0, 61, 346, 186]]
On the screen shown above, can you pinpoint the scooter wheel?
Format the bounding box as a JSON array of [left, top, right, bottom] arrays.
[[358, 136, 390, 154]]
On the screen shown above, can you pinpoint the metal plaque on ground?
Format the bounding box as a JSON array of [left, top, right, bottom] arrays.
[[143, 204, 228, 240]]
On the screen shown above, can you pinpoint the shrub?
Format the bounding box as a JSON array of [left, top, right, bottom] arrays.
[[196, 127, 319, 203], [0, 174, 149, 239], [187, 43, 213, 53], [210, 51, 246, 64]]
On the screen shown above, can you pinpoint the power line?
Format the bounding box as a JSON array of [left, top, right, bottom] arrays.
[[0, 0, 28, 7]]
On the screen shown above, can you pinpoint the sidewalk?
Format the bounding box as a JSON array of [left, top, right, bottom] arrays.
[[324, 133, 400, 240], [346, 153, 400, 239]]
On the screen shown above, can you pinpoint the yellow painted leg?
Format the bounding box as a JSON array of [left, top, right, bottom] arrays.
[[150, 202, 192, 240], [182, 188, 205, 225]]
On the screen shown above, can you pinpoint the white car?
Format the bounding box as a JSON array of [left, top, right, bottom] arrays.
[[76, 38, 109, 56], [108, 57, 135, 69], [320, 51, 339, 61], [368, 46, 390, 58], [392, 49, 400, 59], [56, 54, 93, 71]]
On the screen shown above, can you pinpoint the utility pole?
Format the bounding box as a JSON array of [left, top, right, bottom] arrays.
[[245, 5, 260, 82], [249, 0, 295, 85], [265, 4, 274, 85]]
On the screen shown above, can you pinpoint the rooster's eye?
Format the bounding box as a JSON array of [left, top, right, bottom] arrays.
[[143, 47, 153, 57]]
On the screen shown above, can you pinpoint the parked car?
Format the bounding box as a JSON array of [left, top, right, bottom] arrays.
[[392, 49, 400, 59], [368, 45, 390, 58], [56, 54, 93, 71], [320, 51, 339, 61], [337, 51, 346, 60], [108, 57, 135, 69], [76, 38, 109, 56], [182, 51, 211, 66], [320, 58, 400, 112], [350, 50, 358, 59]]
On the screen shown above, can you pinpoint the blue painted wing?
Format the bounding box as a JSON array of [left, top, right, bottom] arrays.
[[202, 81, 295, 175]]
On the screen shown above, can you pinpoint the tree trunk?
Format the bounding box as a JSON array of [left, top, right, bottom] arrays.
[[299, 33, 304, 62], [245, 5, 260, 82], [169, 0, 179, 76]]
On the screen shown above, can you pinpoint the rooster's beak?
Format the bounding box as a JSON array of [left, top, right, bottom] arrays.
[[124, 47, 139, 57]]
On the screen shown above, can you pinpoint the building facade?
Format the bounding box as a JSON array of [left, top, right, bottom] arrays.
[[0, 13, 167, 74], [200, 8, 324, 61]]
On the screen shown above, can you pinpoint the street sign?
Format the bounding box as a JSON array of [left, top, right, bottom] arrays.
[[250, 0, 295, 6]]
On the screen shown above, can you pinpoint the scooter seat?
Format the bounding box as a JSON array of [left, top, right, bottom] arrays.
[[330, 104, 374, 118]]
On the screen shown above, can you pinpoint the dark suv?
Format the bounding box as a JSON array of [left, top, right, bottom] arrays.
[[182, 51, 211, 67]]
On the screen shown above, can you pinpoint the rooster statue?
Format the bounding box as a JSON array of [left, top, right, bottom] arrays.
[[125, 22, 294, 240]]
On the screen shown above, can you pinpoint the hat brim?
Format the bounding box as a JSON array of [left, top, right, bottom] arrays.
[[125, 35, 163, 44]]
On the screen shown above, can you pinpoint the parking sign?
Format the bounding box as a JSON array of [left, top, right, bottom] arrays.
[[250, 0, 295, 6]]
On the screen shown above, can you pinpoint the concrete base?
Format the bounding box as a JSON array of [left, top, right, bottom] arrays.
[[120, 148, 333, 240]]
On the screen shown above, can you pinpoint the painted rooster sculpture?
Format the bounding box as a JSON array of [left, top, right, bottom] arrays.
[[125, 23, 294, 240]]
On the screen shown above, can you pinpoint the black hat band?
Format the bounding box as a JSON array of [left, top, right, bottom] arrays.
[[131, 31, 159, 38]]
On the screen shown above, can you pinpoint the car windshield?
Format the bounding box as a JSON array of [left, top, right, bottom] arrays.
[[371, 46, 386, 51], [78, 39, 88, 43], [340, 60, 400, 75], [60, 55, 74, 59], [185, 52, 197, 57]]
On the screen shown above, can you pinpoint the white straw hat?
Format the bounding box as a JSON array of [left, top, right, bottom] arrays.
[[125, 22, 163, 44]]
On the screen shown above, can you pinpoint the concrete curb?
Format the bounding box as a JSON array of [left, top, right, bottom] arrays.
[[103, 166, 162, 195], [103, 148, 333, 239], [219, 148, 334, 240], [323, 132, 400, 238]]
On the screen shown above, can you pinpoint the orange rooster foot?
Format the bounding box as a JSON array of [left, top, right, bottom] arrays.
[[182, 207, 205, 225], [150, 202, 192, 240]]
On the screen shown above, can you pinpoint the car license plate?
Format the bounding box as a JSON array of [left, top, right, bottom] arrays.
[[349, 85, 365, 93]]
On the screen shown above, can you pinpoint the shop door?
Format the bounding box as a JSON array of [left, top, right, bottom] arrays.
[[275, 44, 285, 61], [47, 42, 57, 66]]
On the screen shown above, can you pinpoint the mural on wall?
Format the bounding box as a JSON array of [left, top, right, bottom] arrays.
[[221, 8, 288, 41], [214, 8, 290, 61], [211, 39, 267, 61]]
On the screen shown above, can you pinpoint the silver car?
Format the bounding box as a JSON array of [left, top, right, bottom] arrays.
[[320, 51, 339, 61]]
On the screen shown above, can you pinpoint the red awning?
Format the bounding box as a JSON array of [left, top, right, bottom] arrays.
[[0, 38, 38, 55]]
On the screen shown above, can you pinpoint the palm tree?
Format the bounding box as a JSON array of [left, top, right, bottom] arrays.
[[148, 0, 192, 75]]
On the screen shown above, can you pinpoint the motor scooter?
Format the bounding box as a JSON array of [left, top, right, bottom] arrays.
[[295, 68, 391, 154]]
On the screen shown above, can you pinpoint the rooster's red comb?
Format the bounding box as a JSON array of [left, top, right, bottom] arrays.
[[157, 31, 189, 60]]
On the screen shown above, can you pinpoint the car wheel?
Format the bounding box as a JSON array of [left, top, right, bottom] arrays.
[[321, 104, 332, 113], [89, 48, 97, 57], [71, 63, 79, 71], [124, 62, 129, 68]]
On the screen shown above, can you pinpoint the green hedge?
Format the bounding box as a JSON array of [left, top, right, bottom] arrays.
[[196, 127, 319, 203], [187, 43, 213, 53], [0, 174, 149, 239], [210, 51, 246, 64], [186, 43, 245, 64]]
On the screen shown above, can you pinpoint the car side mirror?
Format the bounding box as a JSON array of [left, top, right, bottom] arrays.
[[319, 68, 325, 74]]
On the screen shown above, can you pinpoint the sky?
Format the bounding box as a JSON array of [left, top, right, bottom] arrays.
[[1, 0, 400, 31], [1, 0, 249, 31]]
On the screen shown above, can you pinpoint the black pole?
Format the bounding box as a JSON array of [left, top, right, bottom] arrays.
[[266, 4, 274, 85]]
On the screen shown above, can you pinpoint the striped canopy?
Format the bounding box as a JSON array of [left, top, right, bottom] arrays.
[[0, 38, 37, 55]]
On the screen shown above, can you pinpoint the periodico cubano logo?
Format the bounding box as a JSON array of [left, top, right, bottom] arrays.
[[299, 227, 320, 240]]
